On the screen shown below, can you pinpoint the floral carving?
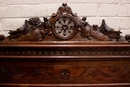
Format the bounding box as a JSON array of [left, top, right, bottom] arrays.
[[6, 17, 51, 41], [60, 69, 70, 80], [0, 3, 126, 42]]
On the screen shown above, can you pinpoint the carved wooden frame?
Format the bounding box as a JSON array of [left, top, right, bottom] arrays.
[[0, 3, 130, 87]]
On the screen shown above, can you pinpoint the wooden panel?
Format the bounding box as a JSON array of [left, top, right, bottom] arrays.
[[0, 58, 130, 87], [0, 42, 130, 87]]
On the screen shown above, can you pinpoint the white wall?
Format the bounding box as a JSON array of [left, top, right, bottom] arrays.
[[0, 0, 130, 36]]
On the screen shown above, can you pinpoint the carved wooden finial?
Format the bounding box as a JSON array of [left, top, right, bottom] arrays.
[[125, 34, 130, 42], [82, 17, 87, 22], [62, 3, 67, 7]]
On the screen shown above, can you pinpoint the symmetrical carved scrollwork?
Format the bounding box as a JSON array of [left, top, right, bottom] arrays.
[[0, 65, 130, 83], [0, 4, 130, 86], [57, 3, 73, 15], [0, 3, 128, 42]]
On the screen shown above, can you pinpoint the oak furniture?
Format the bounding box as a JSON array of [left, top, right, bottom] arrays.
[[0, 3, 130, 87]]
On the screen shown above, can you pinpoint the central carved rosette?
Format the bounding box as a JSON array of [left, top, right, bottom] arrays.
[[60, 69, 70, 80]]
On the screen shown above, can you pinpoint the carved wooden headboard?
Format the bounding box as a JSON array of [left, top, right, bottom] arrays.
[[0, 3, 130, 87]]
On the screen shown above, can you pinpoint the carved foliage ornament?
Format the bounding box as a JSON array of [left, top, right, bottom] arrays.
[[0, 65, 130, 83], [0, 3, 129, 42]]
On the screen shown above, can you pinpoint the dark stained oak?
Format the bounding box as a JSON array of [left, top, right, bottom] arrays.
[[0, 42, 130, 87], [0, 3, 130, 87]]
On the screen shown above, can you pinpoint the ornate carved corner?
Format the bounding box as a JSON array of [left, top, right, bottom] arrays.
[[0, 3, 129, 42]]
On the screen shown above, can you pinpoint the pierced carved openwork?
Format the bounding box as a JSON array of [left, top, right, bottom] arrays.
[[0, 3, 129, 42], [50, 3, 78, 40]]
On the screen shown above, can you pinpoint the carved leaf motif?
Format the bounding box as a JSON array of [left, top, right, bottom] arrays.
[[0, 3, 125, 42], [0, 65, 130, 83]]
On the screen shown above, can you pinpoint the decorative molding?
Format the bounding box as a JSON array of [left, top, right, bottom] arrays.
[[0, 47, 130, 57]]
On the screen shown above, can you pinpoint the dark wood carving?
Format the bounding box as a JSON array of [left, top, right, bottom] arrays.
[[100, 20, 122, 41], [0, 53, 130, 87], [0, 62, 130, 83], [0, 34, 5, 41], [7, 17, 51, 41], [0, 3, 128, 42], [125, 34, 130, 42], [0, 43, 130, 57], [0, 3, 130, 87]]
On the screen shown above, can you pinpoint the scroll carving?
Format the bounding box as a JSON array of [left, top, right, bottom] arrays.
[[0, 3, 128, 42], [0, 65, 130, 83]]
